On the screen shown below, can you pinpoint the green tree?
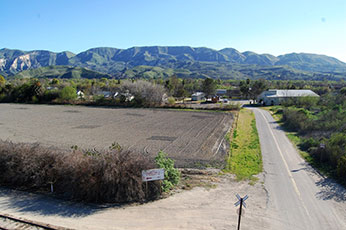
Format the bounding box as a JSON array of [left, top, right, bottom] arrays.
[[165, 75, 180, 95], [0, 75, 5, 87], [250, 79, 267, 102], [174, 84, 188, 98], [239, 81, 250, 99], [59, 86, 77, 101], [50, 78, 60, 85], [202, 78, 216, 97]]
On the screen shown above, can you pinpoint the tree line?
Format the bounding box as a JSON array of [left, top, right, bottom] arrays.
[[1, 74, 345, 106]]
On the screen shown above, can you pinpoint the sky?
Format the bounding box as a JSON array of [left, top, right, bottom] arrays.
[[1, 0, 346, 62]]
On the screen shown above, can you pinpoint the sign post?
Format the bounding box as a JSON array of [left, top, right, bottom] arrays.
[[234, 194, 248, 230], [142, 168, 165, 199]]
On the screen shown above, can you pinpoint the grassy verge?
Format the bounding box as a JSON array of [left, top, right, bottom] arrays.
[[225, 109, 262, 182]]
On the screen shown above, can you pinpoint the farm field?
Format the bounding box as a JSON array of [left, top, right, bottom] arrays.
[[0, 104, 233, 167]]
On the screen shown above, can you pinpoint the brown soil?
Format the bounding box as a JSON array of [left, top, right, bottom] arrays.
[[0, 104, 233, 167]]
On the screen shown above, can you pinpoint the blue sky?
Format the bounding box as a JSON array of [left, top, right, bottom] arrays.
[[1, 0, 346, 62]]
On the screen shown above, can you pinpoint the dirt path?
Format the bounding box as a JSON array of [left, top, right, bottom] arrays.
[[0, 174, 270, 230]]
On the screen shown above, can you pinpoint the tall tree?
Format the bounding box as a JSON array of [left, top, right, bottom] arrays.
[[202, 78, 216, 97], [250, 79, 267, 101], [239, 81, 250, 99]]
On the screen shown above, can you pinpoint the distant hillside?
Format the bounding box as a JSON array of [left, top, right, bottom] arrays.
[[12, 66, 111, 79], [1, 46, 346, 80], [276, 53, 346, 72], [120, 63, 346, 81]]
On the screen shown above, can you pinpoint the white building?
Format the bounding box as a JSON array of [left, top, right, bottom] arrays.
[[191, 92, 205, 101], [257, 89, 319, 106]]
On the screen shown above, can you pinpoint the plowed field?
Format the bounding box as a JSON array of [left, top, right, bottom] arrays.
[[0, 104, 233, 167]]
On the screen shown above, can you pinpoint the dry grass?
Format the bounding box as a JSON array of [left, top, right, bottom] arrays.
[[0, 140, 160, 203]]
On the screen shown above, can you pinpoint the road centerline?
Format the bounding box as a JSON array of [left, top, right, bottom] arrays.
[[257, 109, 311, 217]]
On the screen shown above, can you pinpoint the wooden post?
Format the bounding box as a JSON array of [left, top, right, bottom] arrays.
[[159, 180, 162, 195], [145, 181, 148, 200]]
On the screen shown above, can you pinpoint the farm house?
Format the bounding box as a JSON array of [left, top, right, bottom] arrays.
[[191, 92, 205, 101], [257, 89, 319, 105]]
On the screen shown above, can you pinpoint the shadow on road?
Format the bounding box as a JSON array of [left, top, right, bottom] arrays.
[[0, 188, 121, 217], [291, 167, 308, 173], [315, 178, 346, 202], [291, 162, 346, 202]]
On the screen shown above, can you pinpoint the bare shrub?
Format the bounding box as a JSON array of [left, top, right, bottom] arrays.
[[0, 140, 160, 203], [120, 80, 166, 106]]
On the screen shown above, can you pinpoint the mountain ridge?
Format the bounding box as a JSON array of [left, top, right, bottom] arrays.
[[1, 46, 346, 80]]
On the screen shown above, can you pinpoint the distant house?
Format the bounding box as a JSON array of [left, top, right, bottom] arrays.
[[257, 89, 319, 106], [228, 88, 242, 98], [216, 89, 227, 97], [191, 92, 205, 101]]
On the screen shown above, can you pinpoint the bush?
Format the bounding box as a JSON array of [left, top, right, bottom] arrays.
[[337, 156, 346, 183], [223, 102, 241, 110], [282, 96, 319, 109], [59, 86, 77, 101], [0, 140, 160, 203], [282, 107, 315, 133], [326, 133, 346, 168], [155, 151, 181, 192], [120, 80, 166, 106], [41, 89, 60, 102], [167, 97, 176, 105], [299, 137, 319, 151]]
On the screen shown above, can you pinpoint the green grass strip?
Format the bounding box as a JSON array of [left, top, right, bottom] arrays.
[[225, 109, 262, 181]]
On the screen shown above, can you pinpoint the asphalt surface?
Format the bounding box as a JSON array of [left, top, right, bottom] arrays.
[[252, 108, 346, 230]]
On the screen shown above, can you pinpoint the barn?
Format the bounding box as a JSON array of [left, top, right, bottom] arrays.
[[257, 89, 319, 106]]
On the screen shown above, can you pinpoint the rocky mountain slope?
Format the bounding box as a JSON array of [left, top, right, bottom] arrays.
[[1, 46, 346, 80]]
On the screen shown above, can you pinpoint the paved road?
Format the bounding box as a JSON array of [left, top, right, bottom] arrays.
[[252, 108, 346, 230]]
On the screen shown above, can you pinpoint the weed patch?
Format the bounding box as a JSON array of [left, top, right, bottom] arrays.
[[155, 151, 181, 192]]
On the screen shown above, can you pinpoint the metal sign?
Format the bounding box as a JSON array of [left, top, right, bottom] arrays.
[[142, 168, 164, 182], [234, 194, 248, 207]]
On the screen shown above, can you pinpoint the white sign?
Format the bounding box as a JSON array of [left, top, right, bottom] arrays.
[[142, 168, 164, 182]]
